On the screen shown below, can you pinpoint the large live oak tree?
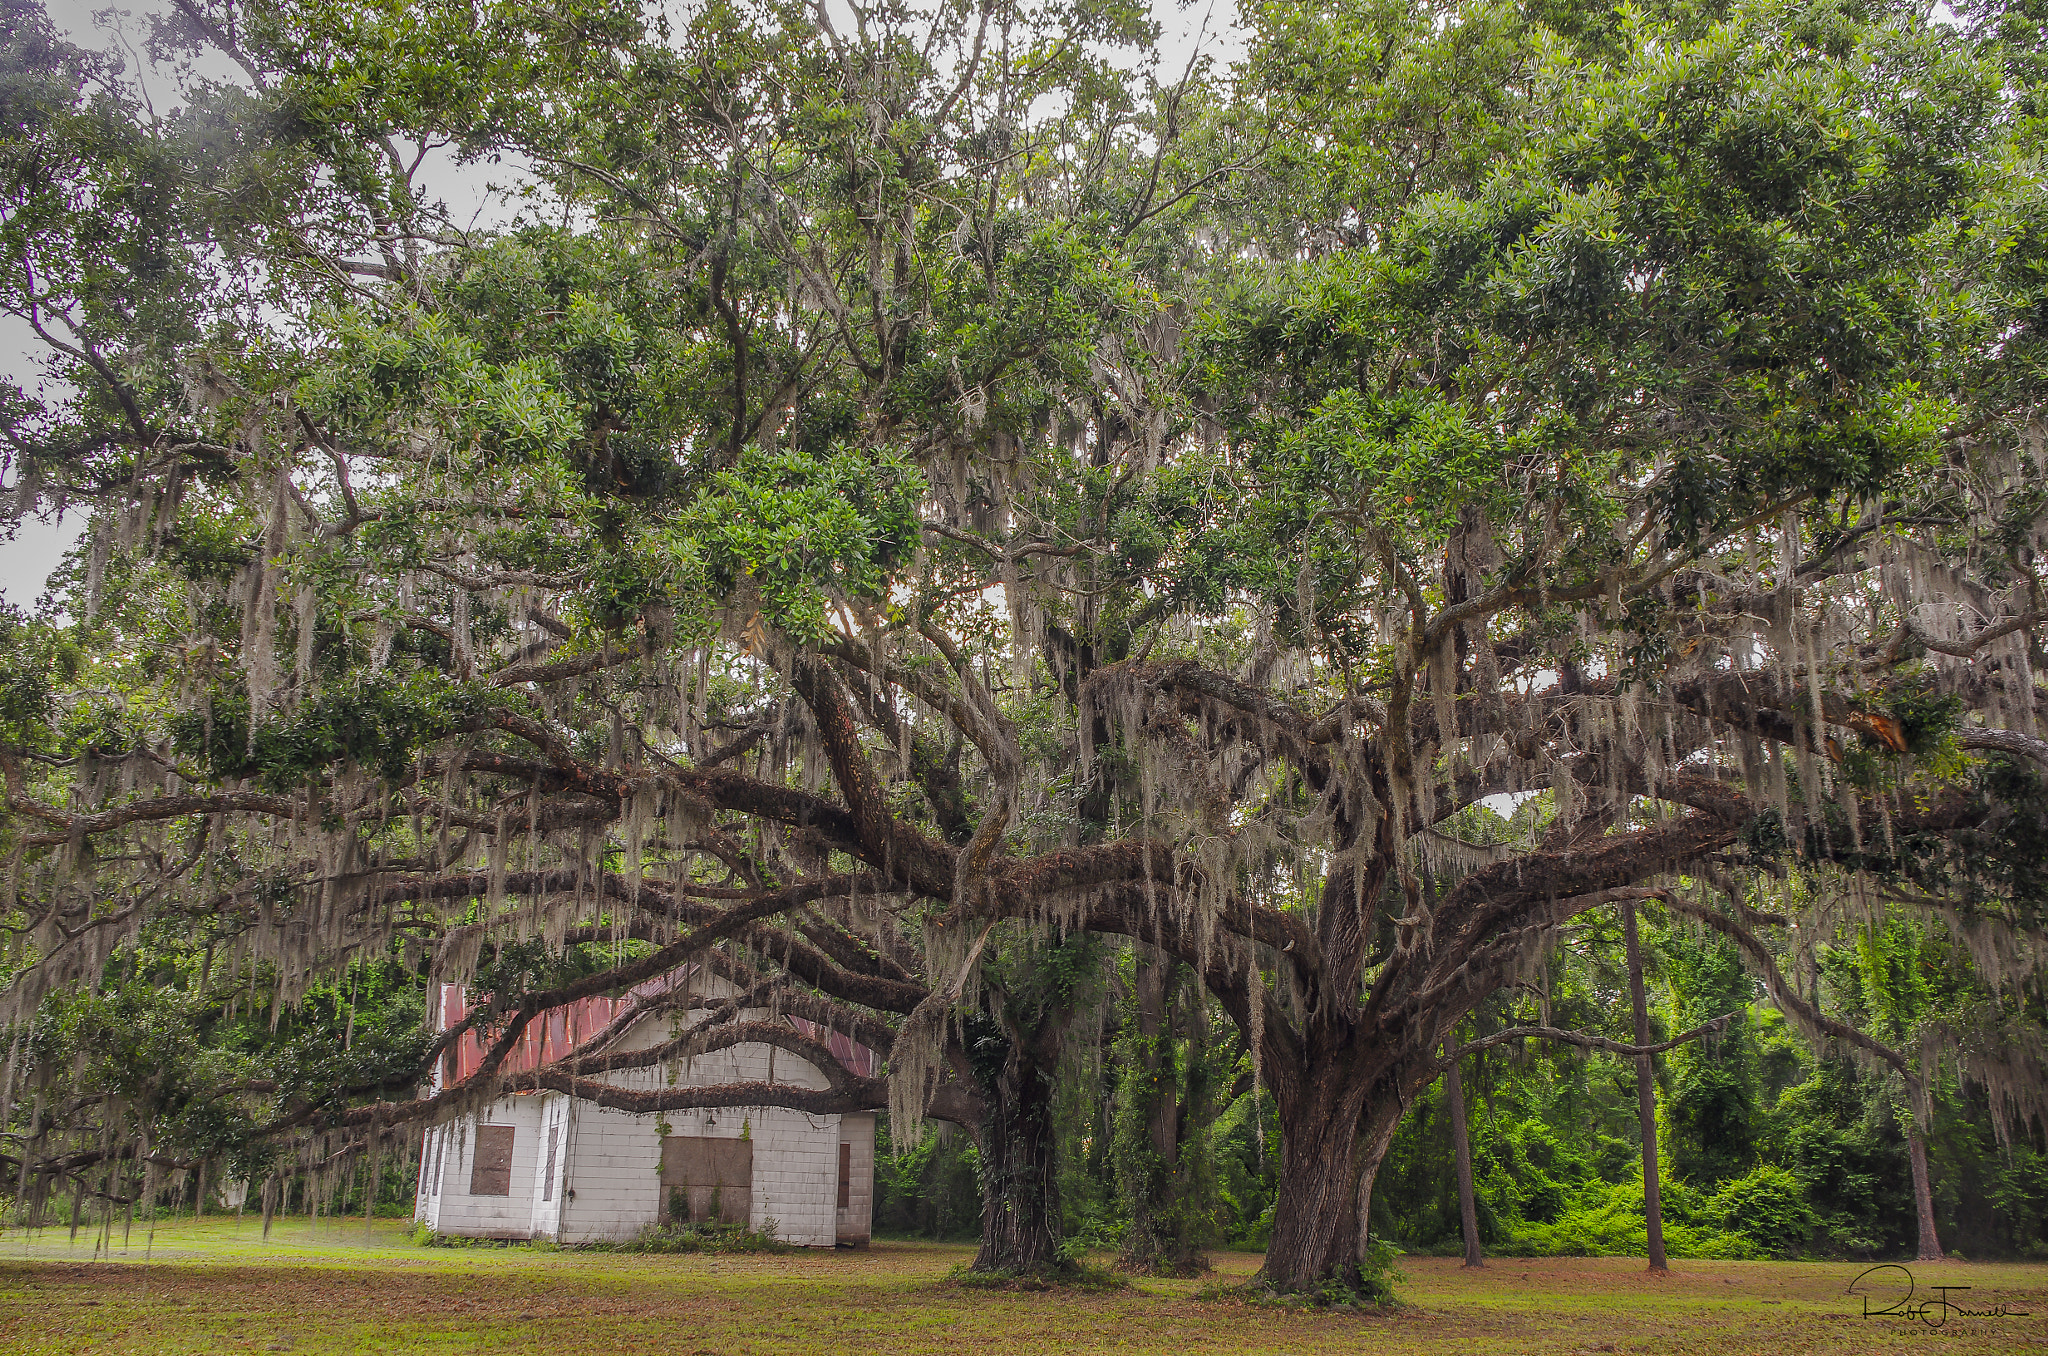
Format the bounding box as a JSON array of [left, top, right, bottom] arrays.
[[6, 0, 2048, 1293]]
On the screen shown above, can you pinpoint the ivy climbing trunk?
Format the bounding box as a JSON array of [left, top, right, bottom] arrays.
[[972, 1031, 1062, 1274], [1139, 953, 1179, 1172], [1120, 946, 1196, 1271], [1623, 898, 1668, 1272]]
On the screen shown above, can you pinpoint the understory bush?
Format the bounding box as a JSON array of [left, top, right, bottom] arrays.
[[1501, 1171, 1758, 1259], [1703, 1164, 1817, 1258], [875, 1121, 983, 1241], [947, 1257, 1128, 1292]]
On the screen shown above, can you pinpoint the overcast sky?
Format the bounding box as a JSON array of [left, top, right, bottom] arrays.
[[0, 0, 1244, 608]]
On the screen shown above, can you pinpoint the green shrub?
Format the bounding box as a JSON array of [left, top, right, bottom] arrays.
[[1502, 1170, 1759, 1259], [1704, 1164, 1816, 1258], [411, 1228, 530, 1249], [949, 1258, 1128, 1293], [597, 1218, 788, 1254]]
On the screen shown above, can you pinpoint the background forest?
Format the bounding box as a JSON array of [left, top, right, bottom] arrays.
[[6, 0, 2048, 1295], [39, 896, 2048, 1261], [876, 909, 2048, 1262]]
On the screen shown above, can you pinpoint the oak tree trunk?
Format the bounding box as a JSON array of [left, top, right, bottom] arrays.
[[1258, 1066, 1374, 1292], [972, 1032, 1062, 1274], [1443, 1046, 1484, 1268], [1622, 899, 1668, 1272]]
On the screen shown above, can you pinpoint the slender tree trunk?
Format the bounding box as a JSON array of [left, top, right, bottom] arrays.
[[1907, 1123, 1943, 1262], [363, 1121, 382, 1239], [1442, 1044, 1484, 1268], [1622, 899, 1668, 1272], [973, 1033, 1062, 1274]]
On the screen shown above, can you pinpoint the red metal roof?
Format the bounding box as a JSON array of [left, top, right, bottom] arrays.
[[788, 1017, 880, 1079], [436, 969, 878, 1086]]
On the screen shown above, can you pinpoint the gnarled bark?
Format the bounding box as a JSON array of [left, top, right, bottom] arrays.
[[972, 1027, 1063, 1274], [1259, 1050, 1376, 1292]]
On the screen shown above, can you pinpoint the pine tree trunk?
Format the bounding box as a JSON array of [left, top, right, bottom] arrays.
[[972, 1034, 1062, 1274], [1622, 898, 1668, 1272], [1443, 1046, 1484, 1268], [1908, 1123, 1943, 1262]]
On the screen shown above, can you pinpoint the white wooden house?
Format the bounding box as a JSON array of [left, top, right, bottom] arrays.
[[412, 971, 876, 1247]]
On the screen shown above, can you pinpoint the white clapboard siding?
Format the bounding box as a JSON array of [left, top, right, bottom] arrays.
[[417, 996, 857, 1248]]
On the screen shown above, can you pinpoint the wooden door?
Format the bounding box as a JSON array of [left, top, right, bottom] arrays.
[[469, 1125, 515, 1196], [659, 1136, 752, 1225]]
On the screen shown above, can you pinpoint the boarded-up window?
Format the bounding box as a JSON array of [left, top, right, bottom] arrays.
[[838, 1142, 852, 1210], [541, 1126, 559, 1202], [659, 1136, 752, 1225], [470, 1125, 515, 1196]]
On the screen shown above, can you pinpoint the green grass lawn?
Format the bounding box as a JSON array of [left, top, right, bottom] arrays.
[[0, 1217, 2042, 1354]]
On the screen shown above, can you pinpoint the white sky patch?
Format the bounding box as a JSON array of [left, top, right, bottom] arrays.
[[0, 508, 85, 609], [1479, 790, 1537, 819]]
